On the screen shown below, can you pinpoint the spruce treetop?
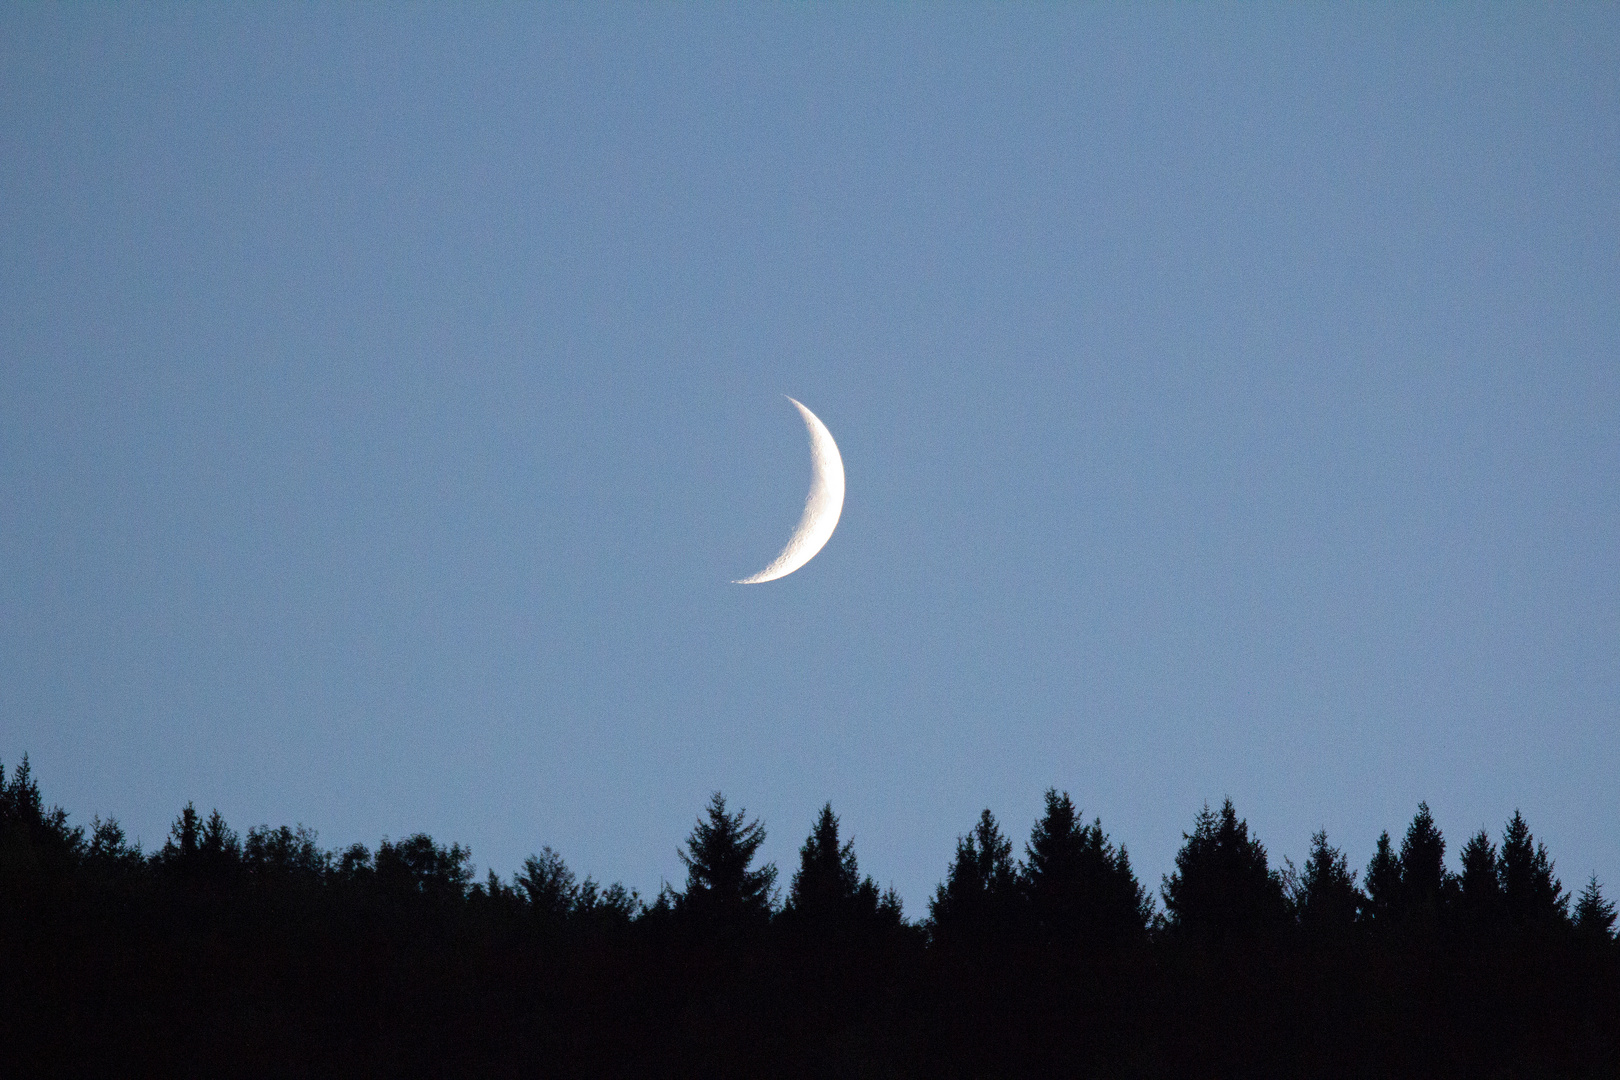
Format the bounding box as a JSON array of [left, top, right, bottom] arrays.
[[675, 792, 777, 930]]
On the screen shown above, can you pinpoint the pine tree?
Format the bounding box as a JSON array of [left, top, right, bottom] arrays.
[[780, 803, 898, 938], [1, 757, 82, 850], [517, 846, 578, 920], [85, 816, 143, 877], [472, 868, 522, 911], [928, 808, 1021, 949], [1572, 875, 1616, 943], [1498, 810, 1567, 929], [1294, 830, 1361, 936], [156, 802, 203, 878], [198, 808, 242, 881], [1455, 829, 1503, 933], [1362, 830, 1400, 929], [1160, 799, 1288, 939], [1023, 789, 1150, 947], [674, 792, 777, 933], [1397, 802, 1449, 925], [0, 756, 46, 826], [786, 804, 861, 916], [0, 756, 85, 886]]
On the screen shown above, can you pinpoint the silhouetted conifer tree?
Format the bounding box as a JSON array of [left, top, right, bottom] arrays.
[[1023, 789, 1149, 947], [0, 756, 42, 827], [1396, 802, 1450, 927], [1455, 829, 1503, 933], [786, 803, 861, 915], [780, 803, 901, 939], [156, 802, 203, 878], [1572, 875, 1616, 943], [1362, 830, 1400, 929], [929, 809, 1021, 949], [85, 816, 143, 878], [517, 846, 578, 921], [0, 756, 85, 892], [674, 792, 777, 933], [1, 757, 82, 847], [468, 867, 527, 918], [198, 809, 242, 880], [1498, 811, 1567, 930], [154, 804, 244, 891], [1293, 830, 1360, 936], [1161, 799, 1288, 939]]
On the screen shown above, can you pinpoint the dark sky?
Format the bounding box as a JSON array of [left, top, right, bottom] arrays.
[[2, 6, 1615, 912]]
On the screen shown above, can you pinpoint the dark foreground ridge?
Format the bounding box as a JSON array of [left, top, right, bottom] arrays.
[[2, 757, 1616, 1078]]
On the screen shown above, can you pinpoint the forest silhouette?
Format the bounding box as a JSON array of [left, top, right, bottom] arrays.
[[2, 755, 1615, 1077]]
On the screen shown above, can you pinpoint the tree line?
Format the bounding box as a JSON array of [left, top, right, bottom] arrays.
[[2, 755, 1616, 1077]]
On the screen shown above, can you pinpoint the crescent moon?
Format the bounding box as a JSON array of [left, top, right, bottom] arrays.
[[734, 397, 845, 584]]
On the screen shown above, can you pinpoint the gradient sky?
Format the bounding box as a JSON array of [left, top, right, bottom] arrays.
[[3, 6, 1616, 913]]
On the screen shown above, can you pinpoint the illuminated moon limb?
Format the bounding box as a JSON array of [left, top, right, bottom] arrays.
[[734, 397, 845, 584]]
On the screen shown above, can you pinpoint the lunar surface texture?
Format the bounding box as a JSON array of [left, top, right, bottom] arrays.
[[735, 397, 845, 584]]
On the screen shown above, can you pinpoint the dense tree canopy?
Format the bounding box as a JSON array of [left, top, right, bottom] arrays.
[[1, 756, 1615, 1076]]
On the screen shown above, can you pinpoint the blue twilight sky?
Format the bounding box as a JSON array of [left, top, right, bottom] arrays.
[[2, 6, 1616, 913]]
